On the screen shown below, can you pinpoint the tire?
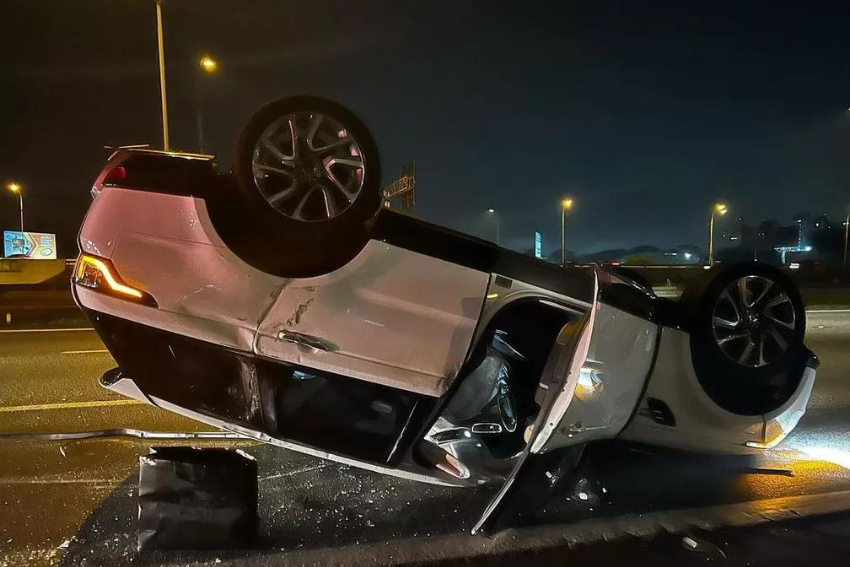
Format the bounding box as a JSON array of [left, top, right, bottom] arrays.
[[230, 96, 382, 277], [681, 262, 807, 415]]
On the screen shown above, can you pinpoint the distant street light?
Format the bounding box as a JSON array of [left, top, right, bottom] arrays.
[[561, 198, 573, 266], [199, 56, 218, 73], [486, 208, 500, 245], [196, 55, 219, 153], [708, 202, 729, 265], [6, 181, 24, 233]]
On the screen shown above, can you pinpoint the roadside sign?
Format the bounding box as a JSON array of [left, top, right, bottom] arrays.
[[534, 232, 543, 258], [3, 231, 57, 259], [383, 162, 416, 212]]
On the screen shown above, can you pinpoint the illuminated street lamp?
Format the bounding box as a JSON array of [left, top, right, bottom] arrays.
[[196, 55, 219, 153], [486, 208, 500, 245], [199, 56, 218, 73], [5, 182, 24, 233], [708, 202, 729, 265], [560, 198, 574, 266]]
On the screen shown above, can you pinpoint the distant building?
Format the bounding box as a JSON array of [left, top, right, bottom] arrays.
[[721, 212, 846, 265]]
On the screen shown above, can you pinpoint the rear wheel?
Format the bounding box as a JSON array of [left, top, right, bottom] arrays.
[[682, 263, 807, 415], [231, 96, 382, 277]]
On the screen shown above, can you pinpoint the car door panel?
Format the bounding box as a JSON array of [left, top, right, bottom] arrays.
[[255, 240, 490, 397]]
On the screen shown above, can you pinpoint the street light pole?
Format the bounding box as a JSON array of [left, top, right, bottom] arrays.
[[708, 211, 716, 265], [486, 208, 499, 245], [6, 182, 23, 233], [155, 0, 170, 150], [560, 198, 573, 266], [843, 211, 850, 271], [17, 191, 23, 234], [196, 76, 204, 153], [708, 202, 728, 265], [196, 56, 218, 153]]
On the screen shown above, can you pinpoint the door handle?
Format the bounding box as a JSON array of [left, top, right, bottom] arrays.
[[276, 330, 337, 353]]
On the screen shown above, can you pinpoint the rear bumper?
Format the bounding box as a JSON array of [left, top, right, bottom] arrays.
[[84, 308, 440, 472]]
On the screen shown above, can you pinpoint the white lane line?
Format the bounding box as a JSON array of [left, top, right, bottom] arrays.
[[0, 327, 94, 334], [0, 399, 142, 414], [0, 478, 119, 486], [808, 308, 850, 314], [60, 349, 110, 355]]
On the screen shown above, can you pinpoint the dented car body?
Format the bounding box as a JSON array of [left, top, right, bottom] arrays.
[[74, 98, 817, 530]]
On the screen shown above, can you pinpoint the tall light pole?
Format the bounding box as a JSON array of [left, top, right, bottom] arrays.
[[708, 202, 728, 265], [486, 208, 500, 245], [560, 198, 573, 266], [841, 211, 850, 270], [155, 0, 170, 150], [196, 56, 218, 153], [6, 182, 24, 234]]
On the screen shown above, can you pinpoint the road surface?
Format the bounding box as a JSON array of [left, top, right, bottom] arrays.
[[1, 310, 850, 565]]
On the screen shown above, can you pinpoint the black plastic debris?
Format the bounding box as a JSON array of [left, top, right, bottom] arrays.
[[138, 447, 258, 551]]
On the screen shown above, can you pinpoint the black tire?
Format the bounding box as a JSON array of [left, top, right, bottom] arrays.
[[230, 96, 382, 277], [681, 262, 807, 415]]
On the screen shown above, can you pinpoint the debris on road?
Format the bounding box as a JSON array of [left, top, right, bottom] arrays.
[[681, 535, 727, 558], [137, 447, 258, 551]]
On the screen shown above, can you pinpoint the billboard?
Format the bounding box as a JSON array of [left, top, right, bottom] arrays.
[[534, 232, 543, 259], [3, 231, 57, 259]]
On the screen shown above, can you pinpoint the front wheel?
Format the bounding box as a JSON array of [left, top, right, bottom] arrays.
[[231, 96, 382, 277], [682, 262, 808, 415]]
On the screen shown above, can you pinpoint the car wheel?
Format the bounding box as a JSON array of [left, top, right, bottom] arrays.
[[682, 262, 807, 415], [231, 96, 382, 277]]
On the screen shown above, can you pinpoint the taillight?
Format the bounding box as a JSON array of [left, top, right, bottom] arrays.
[[91, 165, 127, 200], [102, 166, 127, 186], [74, 254, 157, 307]]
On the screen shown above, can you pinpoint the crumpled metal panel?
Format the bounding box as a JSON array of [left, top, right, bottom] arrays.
[[77, 188, 284, 352], [106, 231, 281, 352], [255, 241, 489, 397]]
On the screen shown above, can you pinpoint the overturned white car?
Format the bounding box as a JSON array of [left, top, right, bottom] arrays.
[[74, 96, 816, 531]]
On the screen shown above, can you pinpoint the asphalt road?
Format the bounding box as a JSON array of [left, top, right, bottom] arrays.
[[1, 311, 850, 566]]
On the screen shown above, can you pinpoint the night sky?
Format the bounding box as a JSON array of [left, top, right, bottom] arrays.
[[2, 0, 849, 258]]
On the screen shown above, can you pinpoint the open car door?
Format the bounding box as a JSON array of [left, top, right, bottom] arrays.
[[472, 268, 600, 534]]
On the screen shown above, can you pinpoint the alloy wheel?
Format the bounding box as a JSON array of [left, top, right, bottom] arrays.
[[711, 275, 797, 368], [251, 112, 365, 222]]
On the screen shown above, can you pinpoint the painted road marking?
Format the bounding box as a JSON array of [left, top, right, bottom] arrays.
[[60, 349, 110, 355], [0, 399, 142, 414], [808, 308, 850, 314], [0, 478, 120, 485], [0, 327, 94, 334]]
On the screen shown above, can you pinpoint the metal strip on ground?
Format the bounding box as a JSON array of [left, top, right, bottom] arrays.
[[0, 428, 246, 441], [0, 399, 141, 413], [60, 349, 110, 355], [0, 327, 94, 333]]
